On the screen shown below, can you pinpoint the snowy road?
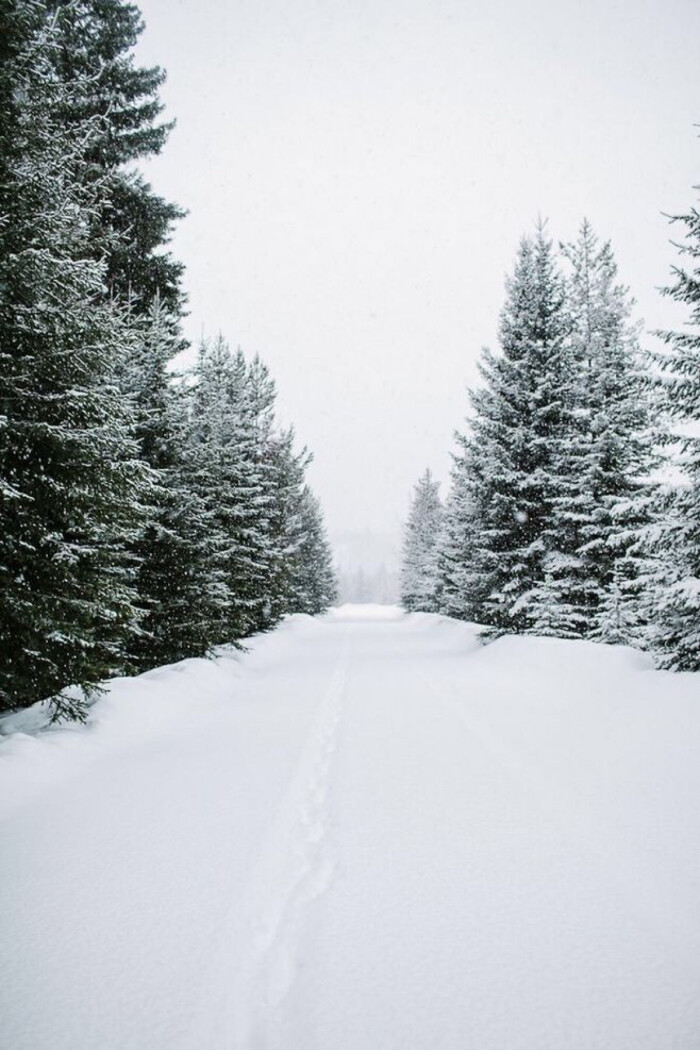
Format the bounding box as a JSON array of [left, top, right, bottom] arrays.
[[2, 605, 700, 1049]]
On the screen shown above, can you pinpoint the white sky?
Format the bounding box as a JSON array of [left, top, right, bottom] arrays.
[[135, 0, 700, 550]]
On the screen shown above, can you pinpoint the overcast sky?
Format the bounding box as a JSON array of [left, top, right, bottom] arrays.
[[135, 0, 699, 551]]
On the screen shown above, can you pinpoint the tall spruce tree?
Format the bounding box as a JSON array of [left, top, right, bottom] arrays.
[[452, 225, 572, 635], [126, 300, 228, 668], [48, 0, 184, 313], [401, 470, 443, 613], [48, 0, 193, 673], [242, 355, 281, 632], [642, 189, 700, 670], [559, 220, 652, 643], [0, 2, 147, 719], [189, 338, 277, 643]]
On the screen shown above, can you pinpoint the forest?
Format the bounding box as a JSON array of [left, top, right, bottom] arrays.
[[0, 0, 337, 720]]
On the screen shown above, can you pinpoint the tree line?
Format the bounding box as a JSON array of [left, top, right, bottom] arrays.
[[0, 0, 336, 721], [401, 213, 700, 672]]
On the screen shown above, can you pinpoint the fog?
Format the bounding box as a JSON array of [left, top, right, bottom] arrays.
[[135, 0, 699, 582]]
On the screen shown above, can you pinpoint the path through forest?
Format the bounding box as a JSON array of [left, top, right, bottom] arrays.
[[1, 605, 699, 1049]]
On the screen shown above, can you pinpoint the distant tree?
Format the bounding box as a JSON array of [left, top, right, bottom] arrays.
[[343, 567, 371, 603], [263, 426, 309, 625], [401, 470, 443, 612], [438, 432, 490, 622], [287, 486, 338, 615], [242, 355, 283, 632]]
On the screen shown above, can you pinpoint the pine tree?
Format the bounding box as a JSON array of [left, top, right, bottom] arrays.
[[642, 190, 700, 670], [454, 225, 572, 635], [187, 338, 336, 644], [50, 0, 197, 666], [285, 485, 337, 616], [595, 559, 643, 646], [264, 426, 311, 624], [189, 338, 277, 644], [557, 220, 652, 643], [0, 3, 147, 719], [401, 469, 443, 613], [125, 300, 228, 669], [48, 0, 185, 313], [300, 487, 337, 613], [242, 355, 282, 632], [437, 431, 491, 622]]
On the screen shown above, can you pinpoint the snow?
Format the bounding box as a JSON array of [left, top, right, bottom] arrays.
[[1, 606, 699, 1049]]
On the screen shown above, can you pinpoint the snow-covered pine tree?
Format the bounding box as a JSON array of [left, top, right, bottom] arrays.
[[242, 354, 281, 633], [642, 188, 700, 670], [188, 339, 336, 643], [48, 0, 185, 315], [187, 337, 240, 645], [302, 487, 337, 613], [559, 220, 653, 643], [595, 559, 644, 646], [264, 426, 312, 624], [47, 0, 196, 668], [458, 225, 572, 636], [125, 300, 228, 669], [400, 469, 443, 613], [189, 338, 278, 644], [285, 485, 337, 616], [0, 3, 147, 719], [437, 430, 492, 622]]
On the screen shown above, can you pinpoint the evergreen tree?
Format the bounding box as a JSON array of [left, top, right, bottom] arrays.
[[242, 354, 281, 632], [557, 220, 652, 643], [272, 458, 337, 620], [643, 190, 700, 670], [125, 300, 227, 669], [0, 3, 147, 719], [291, 487, 337, 614], [189, 338, 277, 643], [454, 225, 572, 635], [46, 0, 196, 669], [264, 426, 311, 624], [595, 559, 644, 646], [49, 0, 185, 313], [437, 432, 491, 622], [401, 469, 443, 613], [187, 338, 336, 644]]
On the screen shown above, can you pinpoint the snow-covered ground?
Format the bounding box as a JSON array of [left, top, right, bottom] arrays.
[[1, 605, 699, 1049]]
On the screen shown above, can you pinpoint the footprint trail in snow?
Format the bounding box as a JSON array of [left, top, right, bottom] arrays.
[[233, 644, 349, 1049]]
